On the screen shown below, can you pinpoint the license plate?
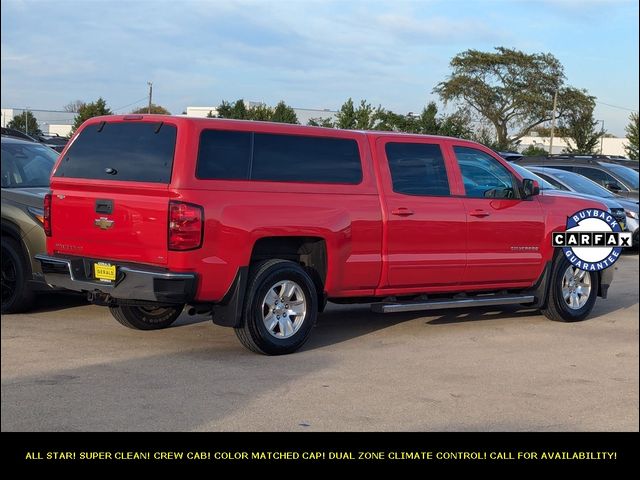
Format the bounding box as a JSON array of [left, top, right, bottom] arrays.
[[94, 262, 116, 282]]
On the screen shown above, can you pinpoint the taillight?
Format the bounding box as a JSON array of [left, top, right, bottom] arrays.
[[43, 193, 52, 237], [168, 201, 203, 250]]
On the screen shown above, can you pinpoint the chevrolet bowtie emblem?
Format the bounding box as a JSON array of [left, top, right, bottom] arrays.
[[94, 217, 114, 230]]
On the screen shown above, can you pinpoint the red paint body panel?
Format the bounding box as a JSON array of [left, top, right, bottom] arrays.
[[47, 115, 608, 303]]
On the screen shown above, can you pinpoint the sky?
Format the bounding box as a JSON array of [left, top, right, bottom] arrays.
[[1, 0, 638, 136]]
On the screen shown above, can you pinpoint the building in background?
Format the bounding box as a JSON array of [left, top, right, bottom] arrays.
[[518, 135, 630, 156], [1, 108, 76, 137]]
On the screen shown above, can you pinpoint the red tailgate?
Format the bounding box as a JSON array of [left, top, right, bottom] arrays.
[[49, 181, 170, 265]]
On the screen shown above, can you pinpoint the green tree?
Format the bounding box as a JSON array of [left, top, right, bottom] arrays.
[[307, 117, 334, 127], [7, 110, 42, 136], [434, 47, 592, 150], [71, 97, 112, 133], [335, 98, 357, 129], [270, 101, 299, 124], [521, 144, 549, 156], [560, 93, 602, 154], [438, 108, 474, 139], [213, 101, 232, 118], [624, 112, 639, 160], [213, 99, 250, 120], [249, 104, 274, 121], [414, 102, 439, 134], [354, 100, 376, 130], [230, 100, 248, 119], [131, 103, 171, 115]]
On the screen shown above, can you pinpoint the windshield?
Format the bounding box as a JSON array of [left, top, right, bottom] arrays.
[[1, 142, 58, 188], [604, 163, 639, 189], [509, 163, 555, 190], [541, 168, 618, 198]]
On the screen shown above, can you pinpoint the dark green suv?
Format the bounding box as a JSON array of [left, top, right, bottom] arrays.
[[1, 135, 58, 313]]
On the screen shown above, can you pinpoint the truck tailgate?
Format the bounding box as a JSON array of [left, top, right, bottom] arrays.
[[50, 183, 170, 266]]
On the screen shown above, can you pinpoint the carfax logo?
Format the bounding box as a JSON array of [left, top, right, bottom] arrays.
[[552, 208, 632, 271]]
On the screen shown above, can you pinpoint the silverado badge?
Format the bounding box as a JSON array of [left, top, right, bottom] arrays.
[[94, 217, 114, 230]]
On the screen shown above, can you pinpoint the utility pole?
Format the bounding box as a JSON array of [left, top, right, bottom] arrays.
[[548, 89, 558, 155], [147, 82, 153, 114], [599, 120, 605, 154]]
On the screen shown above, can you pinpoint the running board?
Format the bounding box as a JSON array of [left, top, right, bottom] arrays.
[[371, 294, 535, 314]]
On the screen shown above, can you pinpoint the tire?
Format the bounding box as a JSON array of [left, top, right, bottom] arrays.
[[1, 236, 35, 314], [235, 259, 318, 355], [109, 305, 184, 330], [541, 256, 599, 322]]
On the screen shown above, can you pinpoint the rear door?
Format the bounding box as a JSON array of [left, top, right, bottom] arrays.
[[49, 120, 177, 265], [376, 137, 466, 290], [451, 145, 545, 285]]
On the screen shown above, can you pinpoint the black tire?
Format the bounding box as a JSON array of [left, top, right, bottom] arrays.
[[235, 259, 318, 355], [109, 305, 184, 330], [541, 256, 599, 322], [1, 236, 35, 314]]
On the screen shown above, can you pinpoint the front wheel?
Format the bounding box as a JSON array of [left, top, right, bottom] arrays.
[[541, 257, 599, 322], [235, 259, 318, 355], [109, 305, 184, 330]]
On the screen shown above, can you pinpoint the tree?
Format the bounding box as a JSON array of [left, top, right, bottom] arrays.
[[7, 110, 42, 136], [354, 100, 376, 130], [560, 92, 602, 154], [63, 100, 86, 113], [434, 47, 592, 150], [250, 104, 274, 121], [415, 102, 439, 134], [335, 98, 357, 129], [521, 144, 549, 156], [307, 117, 334, 127], [71, 98, 112, 133], [438, 108, 474, 139], [270, 101, 299, 124], [131, 103, 171, 115], [624, 112, 639, 160]]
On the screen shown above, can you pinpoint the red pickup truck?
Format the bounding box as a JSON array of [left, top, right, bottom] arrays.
[[37, 115, 614, 354]]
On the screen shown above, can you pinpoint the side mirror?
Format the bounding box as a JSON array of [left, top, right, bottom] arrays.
[[522, 178, 540, 198], [604, 182, 622, 192]]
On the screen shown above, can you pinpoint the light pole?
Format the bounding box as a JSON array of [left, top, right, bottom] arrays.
[[598, 120, 605, 154], [549, 89, 558, 155], [147, 82, 153, 114]]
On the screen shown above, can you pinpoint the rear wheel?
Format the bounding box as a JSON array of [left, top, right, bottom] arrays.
[[1, 236, 35, 314], [235, 259, 317, 355], [109, 305, 184, 330], [542, 257, 599, 322]]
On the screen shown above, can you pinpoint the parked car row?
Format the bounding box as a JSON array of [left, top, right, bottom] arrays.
[[513, 155, 639, 200], [1, 127, 68, 153]]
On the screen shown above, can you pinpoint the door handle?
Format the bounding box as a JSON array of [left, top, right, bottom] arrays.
[[391, 208, 414, 216], [469, 210, 490, 218]]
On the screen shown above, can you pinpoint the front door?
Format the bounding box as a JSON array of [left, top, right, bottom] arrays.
[[451, 145, 545, 285]]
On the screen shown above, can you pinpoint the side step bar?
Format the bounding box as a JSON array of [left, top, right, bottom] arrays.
[[371, 294, 535, 314]]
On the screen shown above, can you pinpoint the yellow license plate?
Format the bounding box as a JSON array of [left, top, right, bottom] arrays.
[[94, 262, 116, 282]]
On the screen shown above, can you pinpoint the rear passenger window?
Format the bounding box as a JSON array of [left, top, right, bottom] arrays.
[[196, 131, 362, 184], [196, 130, 251, 180], [385, 142, 450, 196], [252, 134, 361, 184]]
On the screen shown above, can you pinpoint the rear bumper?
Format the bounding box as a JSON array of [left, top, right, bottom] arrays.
[[35, 255, 197, 304]]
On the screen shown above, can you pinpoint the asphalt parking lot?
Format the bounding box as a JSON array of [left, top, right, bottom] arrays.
[[2, 255, 638, 432]]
